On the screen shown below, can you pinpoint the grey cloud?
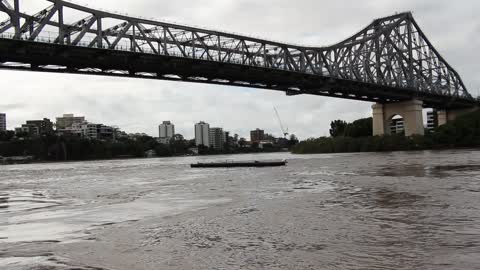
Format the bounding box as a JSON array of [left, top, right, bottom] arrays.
[[0, 103, 26, 110]]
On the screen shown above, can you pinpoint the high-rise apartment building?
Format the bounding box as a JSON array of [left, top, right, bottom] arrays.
[[209, 127, 225, 150], [0, 113, 6, 132], [195, 121, 210, 146], [158, 121, 175, 144]]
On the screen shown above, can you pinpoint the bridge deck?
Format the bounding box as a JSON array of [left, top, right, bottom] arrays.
[[0, 38, 474, 109]]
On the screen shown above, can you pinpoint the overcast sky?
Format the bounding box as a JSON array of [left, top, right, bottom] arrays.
[[1, 0, 479, 139]]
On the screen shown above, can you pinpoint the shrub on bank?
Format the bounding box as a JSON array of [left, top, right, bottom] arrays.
[[292, 135, 422, 154], [293, 110, 480, 154]]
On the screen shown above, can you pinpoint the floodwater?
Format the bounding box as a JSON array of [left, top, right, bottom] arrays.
[[1, 150, 480, 270]]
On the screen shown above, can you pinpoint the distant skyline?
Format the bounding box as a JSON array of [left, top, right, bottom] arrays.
[[5, 112, 287, 140], [1, 0, 478, 139]]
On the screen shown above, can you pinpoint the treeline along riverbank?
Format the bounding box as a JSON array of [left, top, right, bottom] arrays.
[[0, 132, 290, 163], [293, 110, 480, 154]]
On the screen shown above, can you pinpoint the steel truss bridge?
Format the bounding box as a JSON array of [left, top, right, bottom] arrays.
[[0, 0, 476, 108]]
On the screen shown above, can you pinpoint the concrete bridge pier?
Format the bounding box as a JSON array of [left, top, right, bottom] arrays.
[[372, 99, 425, 136]]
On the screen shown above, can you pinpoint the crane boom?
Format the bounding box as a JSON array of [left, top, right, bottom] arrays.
[[274, 107, 289, 138]]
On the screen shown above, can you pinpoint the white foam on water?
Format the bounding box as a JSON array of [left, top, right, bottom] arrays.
[[1, 189, 231, 244], [0, 222, 86, 243], [0, 256, 52, 268]]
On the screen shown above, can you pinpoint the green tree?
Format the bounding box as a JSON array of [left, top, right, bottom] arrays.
[[345, 117, 373, 138], [329, 120, 348, 137], [288, 134, 299, 147], [155, 144, 172, 157], [0, 131, 14, 141]]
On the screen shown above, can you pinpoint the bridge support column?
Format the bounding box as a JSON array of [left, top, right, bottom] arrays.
[[372, 99, 424, 136], [372, 104, 385, 136], [437, 107, 479, 126]]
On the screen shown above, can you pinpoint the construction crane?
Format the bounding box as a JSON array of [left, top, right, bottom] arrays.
[[274, 107, 289, 138]]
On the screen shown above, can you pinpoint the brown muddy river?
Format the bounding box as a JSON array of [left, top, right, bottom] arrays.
[[1, 150, 480, 269]]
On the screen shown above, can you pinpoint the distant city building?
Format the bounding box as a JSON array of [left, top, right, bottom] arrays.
[[258, 140, 274, 149], [223, 131, 230, 147], [99, 124, 114, 140], [15, 124, 39, 136], [55, 113, 116, 140], [195, 121, 210, 146], [82, 123, 99, 139], [159, 121, 175, 138], [0, 113, 6, 132], [15, 118, 54, 136], [60, 121, 114, 140], [209, 127, 225, 150], [250, 128, 265, 143], [88, 124, 115, 140], [158, 121, 175, 144], [56, 114, 85, 130], [390, 118, 405, 134], [26, 118, 54, 134], [426, 110, 438, 131]]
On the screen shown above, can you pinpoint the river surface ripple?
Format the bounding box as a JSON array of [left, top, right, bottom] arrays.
[[1, 150, 480, 269]]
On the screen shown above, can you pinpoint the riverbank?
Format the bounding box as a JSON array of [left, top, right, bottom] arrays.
[[293, 110, 480, 154], [0, 132, 291, 165], [292, 135, 428, 154]]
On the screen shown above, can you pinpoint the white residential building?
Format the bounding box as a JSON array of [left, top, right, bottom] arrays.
[[81, 123, 99, 139], [390, 118, 405, 134], [0, 113, 6, 132], [60, 121, 114, 140], [58, 121, 84, 137], [195, 121, 210, 146], [158, 121, 175, 144]]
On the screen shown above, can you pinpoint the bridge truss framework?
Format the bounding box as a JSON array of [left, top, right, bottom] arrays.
[[0, 0, 476, 109]]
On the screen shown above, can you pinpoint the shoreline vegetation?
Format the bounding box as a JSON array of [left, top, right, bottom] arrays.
[[0, 132, 293, 165], [293, 110, 480, 154]]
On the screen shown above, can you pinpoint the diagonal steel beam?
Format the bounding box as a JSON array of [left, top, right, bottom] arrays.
[[28, 5, 58, 41], [71, 17, 96, 45]]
